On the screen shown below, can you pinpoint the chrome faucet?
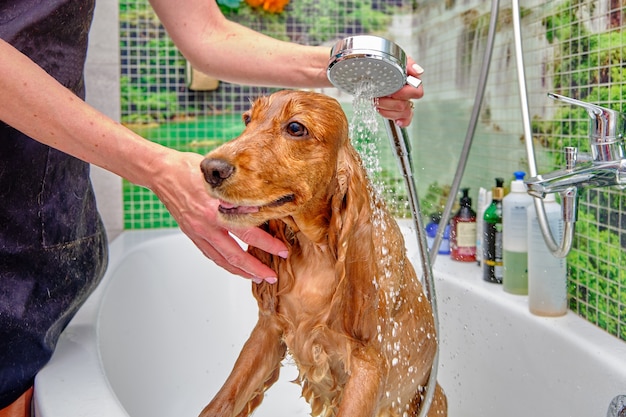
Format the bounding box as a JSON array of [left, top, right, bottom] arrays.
[[526, 93, 626, 201], [525, 147, 626, 219], [607, 395, 626, 417], [524, 93, 626, 256]]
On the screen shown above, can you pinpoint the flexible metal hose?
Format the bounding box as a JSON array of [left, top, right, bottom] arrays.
[[511, 0, 575, 257]]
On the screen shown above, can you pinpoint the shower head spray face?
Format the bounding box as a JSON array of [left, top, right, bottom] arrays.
[[327, 35, 420, 98]]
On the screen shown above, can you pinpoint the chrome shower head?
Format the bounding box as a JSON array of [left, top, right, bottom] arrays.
[[327, 35, 420, 98]]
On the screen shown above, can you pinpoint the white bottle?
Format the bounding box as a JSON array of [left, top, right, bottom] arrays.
[[502, 171, 533, 295], [527, 194, 567, 316]]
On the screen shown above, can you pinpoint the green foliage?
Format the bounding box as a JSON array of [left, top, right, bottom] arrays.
[[119, 1, 160, 24], [222, 6, 290, 41], [567, 210, 625, 282], [121, 76, 180, 124], [223, 0, 395, 45], [288, 0, 393, 44], [120, 0, 185, 124], [542, 1, 626, 95], [567, 209, 625, 336], [419, 182, 450, 219]]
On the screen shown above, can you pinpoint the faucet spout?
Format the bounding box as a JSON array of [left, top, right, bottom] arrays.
[[548, 93, 626, 162], [525, 159, 626, 198]]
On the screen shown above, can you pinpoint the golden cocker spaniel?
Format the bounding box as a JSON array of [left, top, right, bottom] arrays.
[[200, 90, 446, 417]]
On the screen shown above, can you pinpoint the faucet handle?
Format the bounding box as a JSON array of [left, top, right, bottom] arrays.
[[548, 92, 625, 162]]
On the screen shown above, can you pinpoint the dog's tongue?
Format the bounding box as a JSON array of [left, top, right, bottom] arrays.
[[219, 200, 259, 214]]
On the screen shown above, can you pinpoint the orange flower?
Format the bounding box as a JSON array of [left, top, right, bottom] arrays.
[[245, 0, 289, 13], [263, 0, 289, 13]]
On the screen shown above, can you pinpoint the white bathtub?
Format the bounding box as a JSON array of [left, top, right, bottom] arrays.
[[34, 223, 626, 417]]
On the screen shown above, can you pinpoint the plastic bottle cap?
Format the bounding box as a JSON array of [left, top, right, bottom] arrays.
[[460, 187, 472, 207], [493, 178, 505, 200], [510, 171, 527, 193]]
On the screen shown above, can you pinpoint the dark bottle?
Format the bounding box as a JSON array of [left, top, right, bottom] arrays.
[[450, 188, 477, 262], [483, 178, 504, 283]]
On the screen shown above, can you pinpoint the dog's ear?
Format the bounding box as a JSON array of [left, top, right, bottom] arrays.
[[327, 145, 378, 342]]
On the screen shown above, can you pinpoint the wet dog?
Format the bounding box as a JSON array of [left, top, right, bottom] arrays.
[[200, 90, 446, 417]]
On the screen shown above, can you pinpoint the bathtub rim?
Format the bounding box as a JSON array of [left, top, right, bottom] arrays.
[[433, 255, 626, 371]]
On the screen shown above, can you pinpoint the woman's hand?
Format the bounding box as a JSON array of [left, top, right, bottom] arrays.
[[150, 151, 287, 284], [375, 59, 424, 127]]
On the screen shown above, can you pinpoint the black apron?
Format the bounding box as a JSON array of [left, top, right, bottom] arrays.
[[0, 0, 108, 407]]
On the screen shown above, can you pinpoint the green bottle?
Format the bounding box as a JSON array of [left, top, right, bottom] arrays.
[[483, 178, 504, 283]]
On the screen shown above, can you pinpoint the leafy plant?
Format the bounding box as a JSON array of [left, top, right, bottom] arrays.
[[222, 5, 290, 41], [566, 209, 625, 338], [121, 76, 180, 124], [288, 0, 393, 44]]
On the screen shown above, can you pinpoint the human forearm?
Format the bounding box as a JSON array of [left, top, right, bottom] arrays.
[[149, 0, 332, 89], [148, 0, 424, 126]]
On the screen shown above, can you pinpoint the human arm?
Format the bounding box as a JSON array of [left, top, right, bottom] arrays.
[[148, 0, 423, 124], [0, 38, 285, 282], [149, 0, 331, 89]]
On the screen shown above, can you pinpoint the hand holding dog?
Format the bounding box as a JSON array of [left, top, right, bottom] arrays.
[[150, 151, 287, 283]]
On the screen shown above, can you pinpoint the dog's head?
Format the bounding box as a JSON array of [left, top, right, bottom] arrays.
[[201, 90, 350, 227]]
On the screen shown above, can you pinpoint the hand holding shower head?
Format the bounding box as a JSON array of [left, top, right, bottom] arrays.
[[327, 35, 421, 98]]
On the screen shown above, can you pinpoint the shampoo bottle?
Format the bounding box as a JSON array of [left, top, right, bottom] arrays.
[[450, 188, 477, 262], [502, 171, 533, 294], [527, 194, 567, 316], [483, 178, 504, 283]]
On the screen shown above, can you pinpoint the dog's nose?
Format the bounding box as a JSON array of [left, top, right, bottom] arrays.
[[201, 158, 235, 188]]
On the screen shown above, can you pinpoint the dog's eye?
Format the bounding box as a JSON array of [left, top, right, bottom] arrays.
[[242, 113, 252, 125], [286, 122, 307, 137]]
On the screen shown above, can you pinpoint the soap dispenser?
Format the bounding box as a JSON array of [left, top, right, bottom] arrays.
[[483, 178, 504, 283], [502, 171, 533, 295], [450, 188, 477, 262]]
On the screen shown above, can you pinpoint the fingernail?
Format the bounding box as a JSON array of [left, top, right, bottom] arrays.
[[278, 250, 288, 259], [412, 63, 425, 74], [252, 277, 264, 284], [265, 277, 278, 284], [395, 120, 405, 128]]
